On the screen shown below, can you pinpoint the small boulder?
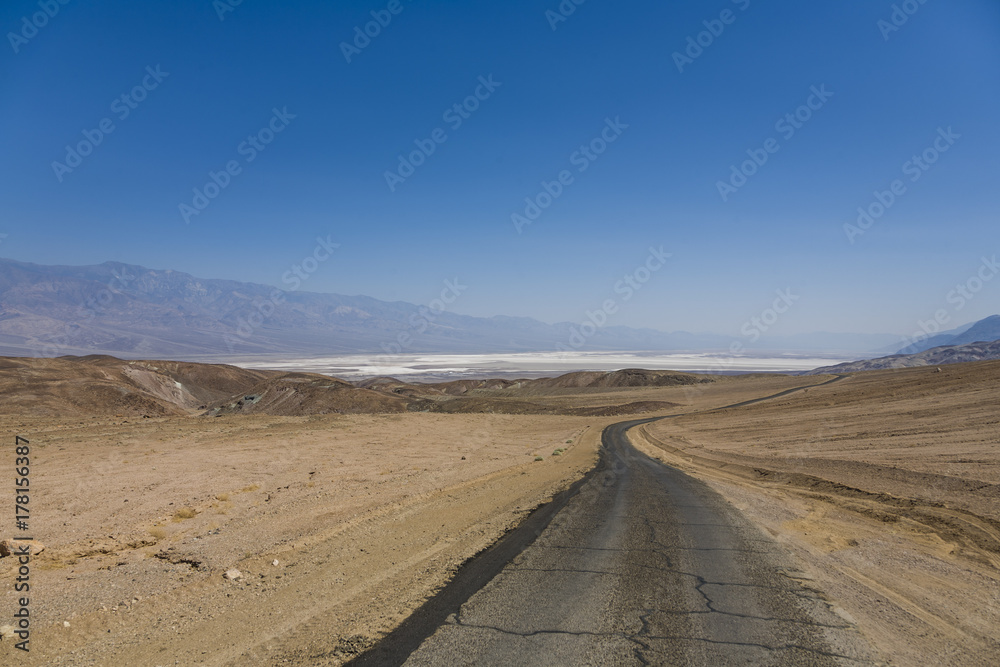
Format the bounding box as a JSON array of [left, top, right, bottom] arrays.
[[0, 624, 16, 640], [224, 569, 243, 580], [0, 538, 45, 557]]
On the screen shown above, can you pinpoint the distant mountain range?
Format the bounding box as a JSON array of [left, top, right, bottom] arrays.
[[808, 338, 1000, 374], [0, 257, 904, 359], [896, 315, 1000, 354]]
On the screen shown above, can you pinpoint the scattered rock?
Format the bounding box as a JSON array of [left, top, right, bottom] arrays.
[[63, 621, 71, 628], [224, 569, 243, 580], [0, 538, 45, 557], [0, 624, 16, 640], [272, 559, 279, 567], [153, 549, 203, 569]]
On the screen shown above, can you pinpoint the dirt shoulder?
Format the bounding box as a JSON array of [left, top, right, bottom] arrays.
[[632, 362, 1000, 665]]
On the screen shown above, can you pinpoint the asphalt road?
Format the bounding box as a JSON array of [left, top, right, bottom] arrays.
[[399, 414, 874, 666]]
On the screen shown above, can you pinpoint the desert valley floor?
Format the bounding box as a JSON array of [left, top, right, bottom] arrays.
[[0, 356, 997, 665]]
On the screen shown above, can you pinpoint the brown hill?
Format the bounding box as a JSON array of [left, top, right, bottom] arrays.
[[428, 378, 524, 395], [422, 396, 679, 416], [0, 355, 274, 418], [355, 376, 408, 390], [527, 368, 706, 389], [204, 373, 408, 416], [0, 356, 704, 418]]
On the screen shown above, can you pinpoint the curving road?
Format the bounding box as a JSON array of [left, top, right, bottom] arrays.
[[354, 378, 874, 666]]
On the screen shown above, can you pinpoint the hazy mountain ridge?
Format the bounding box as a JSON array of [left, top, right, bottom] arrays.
[[0, 257, 897, 358], [807, 339, 1000, 374], [897, 315, 1000, 354]]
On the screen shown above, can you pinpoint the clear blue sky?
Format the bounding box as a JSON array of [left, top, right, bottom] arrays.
[[2, 0, 998, 337]]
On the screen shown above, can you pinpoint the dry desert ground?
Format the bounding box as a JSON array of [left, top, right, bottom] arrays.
[[0, 357, 997, 665], [635, 361, 1000, 665]]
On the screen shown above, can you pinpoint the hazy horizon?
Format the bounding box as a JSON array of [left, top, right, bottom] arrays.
[[1, 254, 993, 347]]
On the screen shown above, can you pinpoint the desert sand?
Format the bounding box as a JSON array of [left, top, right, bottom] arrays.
[[1, 358, 997, 664], [0, 411, 608, 665]]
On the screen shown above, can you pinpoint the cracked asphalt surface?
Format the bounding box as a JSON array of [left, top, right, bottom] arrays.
[[403, 417, 877, 666]]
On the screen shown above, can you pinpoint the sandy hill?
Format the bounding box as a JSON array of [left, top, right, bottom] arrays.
[[0, 356, 706, 418], [204, 372, 408, 416], [0, 355, 275, 417], [531, 368, 705, 389]]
